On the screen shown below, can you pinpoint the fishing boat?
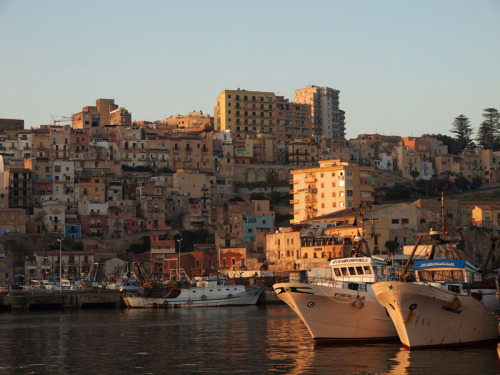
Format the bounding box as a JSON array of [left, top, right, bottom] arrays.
[[122, 262, 264, 308], [372, 230, 500, 349], [273, 237, 401, 344]]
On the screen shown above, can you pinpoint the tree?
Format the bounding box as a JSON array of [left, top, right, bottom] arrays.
[[385, 240, 399, 254], [450, 115, 475, 152], [471, 176, 483, 190], [454, 174, 469, 191], [409, 170, 420, 181], [477, 108, 499, 150], [385, 183, 413, 200], [266, 169, 279, 197]]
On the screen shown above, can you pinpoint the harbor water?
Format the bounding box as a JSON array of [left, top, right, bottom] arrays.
[[0, 304, 498, 374]]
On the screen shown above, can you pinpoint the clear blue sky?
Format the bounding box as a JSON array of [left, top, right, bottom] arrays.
[[1, 0, 499, 139]]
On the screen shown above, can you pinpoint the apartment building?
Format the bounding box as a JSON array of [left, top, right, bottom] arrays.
[[214, 89, 276, 140], [275, 96, 312, 142], [394, 144, 434, 180], [160, 111, 212, 130], [51, 127, 71, 160], [0, 118, 24, 131], [294, 85, 346, 140], [169, 134, 214, 172], [53, 161, 75, 211], [4, 166, 33, 214], [213, 200, 274, 254], [24, 157, 52, 207], [72, 99, 131, 136], [137, 182, 168, 231], [290, 160, 374, 224], [287, 141, 319, 166]]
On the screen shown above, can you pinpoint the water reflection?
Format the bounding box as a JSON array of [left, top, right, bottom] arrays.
[[0, 306, 497, 374]]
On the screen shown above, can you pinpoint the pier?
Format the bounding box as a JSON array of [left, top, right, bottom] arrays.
[[0, 290, 122, 310]]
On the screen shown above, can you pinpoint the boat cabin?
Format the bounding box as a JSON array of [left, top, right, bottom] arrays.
[[414, 259, 480, 286], [329, 257, 392, 283]]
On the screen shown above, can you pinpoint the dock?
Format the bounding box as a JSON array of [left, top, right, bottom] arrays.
[[0, 290, 122, 310]]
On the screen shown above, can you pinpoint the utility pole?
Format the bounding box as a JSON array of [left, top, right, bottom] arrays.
[[57, 238, 64, 293]]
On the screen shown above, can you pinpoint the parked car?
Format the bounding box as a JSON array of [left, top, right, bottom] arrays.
[[120, 281, 139, 293]]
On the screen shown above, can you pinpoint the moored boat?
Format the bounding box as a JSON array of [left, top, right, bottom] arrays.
[[273, 238, 402, 344], [123, 278, 264, 308], [372, 231, 500, 349], [122, 262, 264, 308]]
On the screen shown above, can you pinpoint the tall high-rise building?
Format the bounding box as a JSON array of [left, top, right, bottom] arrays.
[[294, 85, 345, 140], [214, 89, 276, 140], [214, 89, 313, 142]]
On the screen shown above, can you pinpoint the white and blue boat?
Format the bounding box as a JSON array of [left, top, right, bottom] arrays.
[[373, 231, 500, 349]]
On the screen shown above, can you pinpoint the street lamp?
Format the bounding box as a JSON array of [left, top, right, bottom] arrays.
[[176, 238, 182, 281], [57, 238, 63, 292]]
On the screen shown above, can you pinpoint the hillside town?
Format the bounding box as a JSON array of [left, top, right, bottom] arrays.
[[1, 86, 499, 285]]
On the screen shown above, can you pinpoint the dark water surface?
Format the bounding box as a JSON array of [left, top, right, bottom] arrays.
[[0, 305, 497, 374]]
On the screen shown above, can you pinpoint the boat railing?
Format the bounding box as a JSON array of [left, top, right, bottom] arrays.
[[308, 277, 369, 293]]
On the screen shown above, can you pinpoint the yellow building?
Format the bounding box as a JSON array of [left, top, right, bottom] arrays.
[[214, 89, 276, 140], [472, 204, 500, 229], [290, 160, 374, 224]]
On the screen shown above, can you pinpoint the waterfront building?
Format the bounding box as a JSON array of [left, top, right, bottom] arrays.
[[149, 235, 176, 276], [31, 128, 52, 158], [290, 160, 374, 224], [34, 250, 95, 280], [294, 85, 346, 140]]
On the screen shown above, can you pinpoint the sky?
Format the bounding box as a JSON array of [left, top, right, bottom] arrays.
[[1, 0, 499, 140]]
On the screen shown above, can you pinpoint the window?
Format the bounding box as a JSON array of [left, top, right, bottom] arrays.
[[401, 218, 409, 224], [392, 219, 399, 224]]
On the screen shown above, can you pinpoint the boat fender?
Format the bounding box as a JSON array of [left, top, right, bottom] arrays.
[[228, 294, 233, 299], [201, 295, 207, 300], [187, 299, 193, 305], [451, 297, 461, 309], [353, 298, 364, 309]]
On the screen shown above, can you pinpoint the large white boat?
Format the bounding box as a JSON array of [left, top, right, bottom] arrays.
[[273, 253, 400, 344], [372, 231, 500, 349], [123, 278, 264, 308]]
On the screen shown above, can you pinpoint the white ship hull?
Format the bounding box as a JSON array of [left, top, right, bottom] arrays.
[[123, 285, 264, 308], [273, 282, 397, 343], [372, 281, 500, 348]]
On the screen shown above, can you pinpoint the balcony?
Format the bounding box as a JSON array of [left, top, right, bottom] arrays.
[[305, 177, 316, 183], [289, 200, 298, 205], [289, 179, 297, 184]]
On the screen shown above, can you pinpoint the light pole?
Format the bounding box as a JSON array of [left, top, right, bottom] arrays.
[[176, 238, 182, 281], [57, 238, 63, 292]]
